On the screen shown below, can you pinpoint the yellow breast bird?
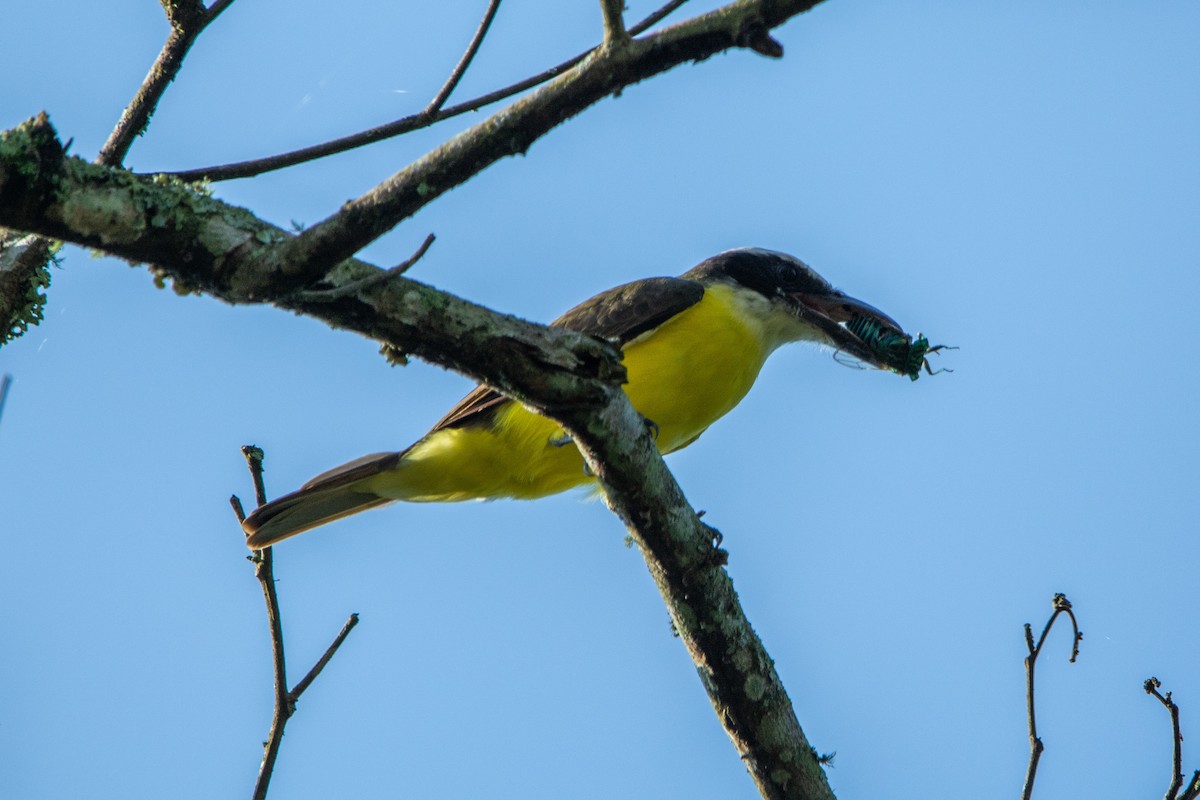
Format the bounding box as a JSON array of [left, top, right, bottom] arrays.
[[243, 248, 935, 548]]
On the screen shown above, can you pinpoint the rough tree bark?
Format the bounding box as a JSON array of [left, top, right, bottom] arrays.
[[0, 2, 837, 798]]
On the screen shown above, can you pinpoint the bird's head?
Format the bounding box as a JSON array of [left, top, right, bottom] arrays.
[[685, 248, 941, 380]]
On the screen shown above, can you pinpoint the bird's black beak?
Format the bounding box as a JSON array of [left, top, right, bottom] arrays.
[[788, 289, 907, 371]]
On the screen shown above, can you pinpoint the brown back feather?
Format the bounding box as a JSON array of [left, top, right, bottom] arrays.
[[431, 276, 704, 431]]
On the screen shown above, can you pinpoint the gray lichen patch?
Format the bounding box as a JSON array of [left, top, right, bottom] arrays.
[[59, 185, 147, 245]]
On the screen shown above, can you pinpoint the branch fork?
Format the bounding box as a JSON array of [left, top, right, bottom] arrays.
[[231, 445, 361, 800]]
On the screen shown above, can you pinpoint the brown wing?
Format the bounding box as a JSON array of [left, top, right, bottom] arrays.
[[551, 277, 705, 341], [430, 277, 705, 432], [428, 383, 510, 431]]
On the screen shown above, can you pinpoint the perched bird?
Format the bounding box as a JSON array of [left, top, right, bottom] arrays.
[[243, 248, 930, 548]]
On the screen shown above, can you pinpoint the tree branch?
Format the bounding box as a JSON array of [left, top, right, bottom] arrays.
[[1, 2, 837, 792], [0, 0, 235, 344], [557, 394, 833, 800], [205, 0, 239, 22], [600, 0, 629, 45], [162, 0, 692, 183], [0, 114, 626, 409], [1146, 677, 1200, 800], [1, 107, 834, 798], [1021, 593, 1081, 800], [265, 0, 810, 292], [424, 0, 504, 117], [0, 232, 56, 345], [0, 373, 11, 426], [100, 0, 230, 167], [289, 614, 360, 701], [232, 446, 360, 800], [294, 232, 436, 302]]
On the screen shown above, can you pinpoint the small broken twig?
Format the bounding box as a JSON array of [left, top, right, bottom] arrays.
[[294, 233, 435, 302], [1021, 592, 1081, 800], [232, 445, 360, 800]]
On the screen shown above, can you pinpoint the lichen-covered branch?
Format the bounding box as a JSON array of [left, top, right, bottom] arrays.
[[560, 397, 834, 800], [1, 2, 835, 794], [0, 0, 235, 344], [0, 232, 56, 344], [0, 107, 834, 799], [0, 114, 623, 422]]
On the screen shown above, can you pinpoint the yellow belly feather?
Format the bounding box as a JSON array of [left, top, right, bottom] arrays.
[[367, 285, 771, 502]]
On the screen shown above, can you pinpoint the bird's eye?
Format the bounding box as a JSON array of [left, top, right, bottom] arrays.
[[779, 264, 801, 285]]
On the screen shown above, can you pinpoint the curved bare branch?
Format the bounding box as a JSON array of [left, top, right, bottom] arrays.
[[424, 0, 504, 116], [1022, 593, 1082, 800], [162, 0, 692, 183], [262, 0, 804, 293], [1, 84, 832, 794]]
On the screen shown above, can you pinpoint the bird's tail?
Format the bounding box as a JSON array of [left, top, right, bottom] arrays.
[[242, 485, 391, 548], [241, 451, 404, 548]]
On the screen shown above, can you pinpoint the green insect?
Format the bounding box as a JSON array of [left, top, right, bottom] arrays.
[[845, 315, 953, 381]]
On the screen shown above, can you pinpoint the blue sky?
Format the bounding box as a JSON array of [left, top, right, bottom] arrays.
[[3, 2, 1199, 798]]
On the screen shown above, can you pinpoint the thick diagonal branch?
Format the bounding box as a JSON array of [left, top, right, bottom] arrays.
[[165, 0, 692, 183], [1, 108, 833, 798], [0, 114, 624, 418], [100, 0, 237, 166], [258, 0, 813, 294], [560, 397, 832, 800]]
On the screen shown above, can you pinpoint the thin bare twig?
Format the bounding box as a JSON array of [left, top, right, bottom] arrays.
[[0, 374, 11, 426], [234, 446, 290, 800], [163, 0, 691, 183], [293, 232, 435, 302], [290, 614, 360, 699], [424, 0, 503, 116], [264, 0, 795, 292], [1145, 678, 1200, 800], [1022, 593, 1082, 800], [205, 0, 239, 21], [233, 445, 359, 800], [625, 0, 689, 35]]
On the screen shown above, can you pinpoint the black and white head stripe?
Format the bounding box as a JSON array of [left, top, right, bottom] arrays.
[[684, 248, 834, 298]]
